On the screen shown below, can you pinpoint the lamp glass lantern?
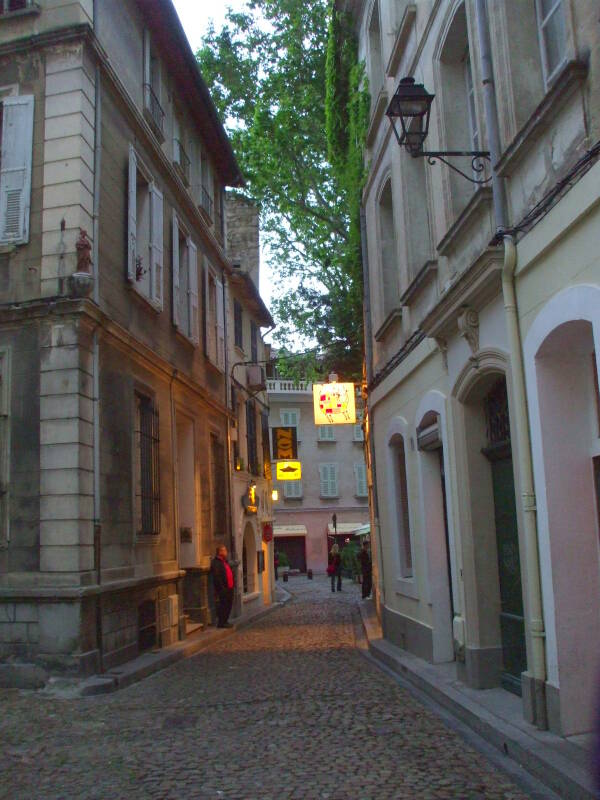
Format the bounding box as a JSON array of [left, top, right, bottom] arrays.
[[386, 76, 434, 155]]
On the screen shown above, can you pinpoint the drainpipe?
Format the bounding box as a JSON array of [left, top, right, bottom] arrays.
[[360, 204, 385, 607], [502, 236, 547, 729], [475, 0, 547, 728]]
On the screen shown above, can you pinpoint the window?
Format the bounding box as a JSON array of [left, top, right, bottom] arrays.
[[378, 179, 399, 317], [143, 30, 164, 138], [0, 95, 34, 245], [172, 213, 199, 343], [353, 423, 364, 442], [234, 300, 243, 350], [134, 392, 160, 536], [210, 433, 227, 538], [317, 425, 335, 442], [261, 411, 271, 480], [246, 399, 258, 475], [200, 148, 213, 218], [283, 480, 302, 499], [204, 263, 225, 369], [464, 49, 479, 154], [128, 145, 163, 308], [319, 463, 339, 498], [354, 462, 368, 498], [173, 113, 190, 185], [0, 348, 10, 547], [0, 1, 33, 14], [368, 0, 383, 102], [391, 435, 413, 577], [280, 408, 300, 443], [250, 320, 258, 363], [536, 0, 567, 85]]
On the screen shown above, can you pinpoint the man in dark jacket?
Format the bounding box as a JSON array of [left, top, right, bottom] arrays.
[[210, 545, 235, 628], [358, 541, 372, 600]]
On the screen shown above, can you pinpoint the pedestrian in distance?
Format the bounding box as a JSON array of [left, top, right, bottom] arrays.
[[210, 545, 235, 628], [359, 540, 372, 600], [327, 543, 342, 593], [274, 550, 279, 581]]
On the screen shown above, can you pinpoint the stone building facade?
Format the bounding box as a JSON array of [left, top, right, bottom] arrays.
[[268, 379, 368, 574], [345, 0, 600, 736], [0, 0, 246, 676]]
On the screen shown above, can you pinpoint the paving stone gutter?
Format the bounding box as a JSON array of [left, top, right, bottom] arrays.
[[358, 598, 595, 800]]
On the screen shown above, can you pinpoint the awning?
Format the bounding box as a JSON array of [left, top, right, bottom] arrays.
[[274, 525, 307, 537], [326, 522, 367, 535], [354, 524, 370, 536]]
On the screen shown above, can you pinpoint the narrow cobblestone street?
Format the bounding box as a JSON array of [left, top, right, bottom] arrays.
[[0, 578, 537, 800]]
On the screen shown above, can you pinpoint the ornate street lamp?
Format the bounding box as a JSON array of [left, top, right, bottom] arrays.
[[386, 76, 491, 184]]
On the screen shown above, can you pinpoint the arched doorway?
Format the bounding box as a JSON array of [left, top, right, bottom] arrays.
[[242, 523, 257, 596], [455, 363, 527, 694]]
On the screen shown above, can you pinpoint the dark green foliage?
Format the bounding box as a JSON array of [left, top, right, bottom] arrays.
[[197, 0, 368, 380]]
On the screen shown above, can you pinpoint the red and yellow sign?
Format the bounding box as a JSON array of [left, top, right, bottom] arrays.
[[276, 461, 302, 481], [313, 382, 356, 425]]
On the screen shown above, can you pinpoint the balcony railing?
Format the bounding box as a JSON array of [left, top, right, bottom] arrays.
[[200, 186, 213, 220], [173, 139, 190, 184], [143, 83, 165, 137], [266, 379, 311, 393]]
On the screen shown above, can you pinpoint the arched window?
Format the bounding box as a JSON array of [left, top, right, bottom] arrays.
[[378, 178, 399, 317], [390, 434, 413, 577], [368, 1, 383, 104]]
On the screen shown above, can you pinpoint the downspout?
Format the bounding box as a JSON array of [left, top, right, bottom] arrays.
[[475, 0, 547, 727], [502, 237, 547, 729], [360, 204, 385, 607]]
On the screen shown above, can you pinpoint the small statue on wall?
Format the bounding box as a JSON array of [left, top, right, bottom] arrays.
[[76, 228, 92, 273]]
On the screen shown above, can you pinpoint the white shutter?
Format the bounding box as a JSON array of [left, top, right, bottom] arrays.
[[127, 144, 137, 282], [318, 425, 334, 441], [319, 464, 328, 497], [320, 464, 338, 497], [355, 462, 367, 497], [150, 183, 163, 308], [216, 275, 225, 370], [188, 238, 199, 344], [172, 211, 180, 328], [0, 95, 34, 245]]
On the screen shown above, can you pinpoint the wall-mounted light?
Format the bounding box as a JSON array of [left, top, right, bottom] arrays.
[[386, 76, 491, 185], [271, 489, 279, 502]]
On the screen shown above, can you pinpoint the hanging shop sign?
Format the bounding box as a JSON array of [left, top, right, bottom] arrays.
[[262, 522, 274, 543], [313, 382, 356, 425], [276, 461, 302, 481], [271, 426, 298, 460], [242, 484, 259, 514]]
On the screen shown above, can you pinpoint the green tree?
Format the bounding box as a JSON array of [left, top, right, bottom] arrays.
[[197, 0, 368, 379]]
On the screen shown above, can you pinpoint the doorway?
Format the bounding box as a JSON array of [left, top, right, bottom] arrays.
[[274, 535, 306, 572], [482, 378, 526, 695], [176, 414, 198, 568]]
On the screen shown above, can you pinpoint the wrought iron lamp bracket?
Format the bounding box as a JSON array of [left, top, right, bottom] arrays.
[[420, 151, 491, 184]]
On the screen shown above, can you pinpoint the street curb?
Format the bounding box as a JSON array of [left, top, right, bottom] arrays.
[[80, 598, 287, 697], [357, 601, 595, 800]]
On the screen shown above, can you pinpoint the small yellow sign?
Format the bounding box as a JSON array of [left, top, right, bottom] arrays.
[[313, 382, 356, 425], [276, 461, 302, 481]]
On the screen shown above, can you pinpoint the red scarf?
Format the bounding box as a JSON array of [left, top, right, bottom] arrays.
[[219, 556, 234, 589]]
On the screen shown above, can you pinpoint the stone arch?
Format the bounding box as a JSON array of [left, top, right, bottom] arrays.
[[523, 284, 600, 735]]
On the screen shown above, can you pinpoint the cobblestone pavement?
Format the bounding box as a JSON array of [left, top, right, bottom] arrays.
[[0, 577, 535, 800]]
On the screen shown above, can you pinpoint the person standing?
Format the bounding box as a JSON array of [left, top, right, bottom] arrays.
[[328, 543, 342, 593], [210, 545, 235, 628], [358, 540, 372, 600], [274, 550, 280, 581]]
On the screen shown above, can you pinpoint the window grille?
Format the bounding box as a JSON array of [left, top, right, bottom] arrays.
[[135, 393, 160, 535]]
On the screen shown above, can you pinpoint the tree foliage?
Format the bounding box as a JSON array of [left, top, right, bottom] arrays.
[[196, 0, 368, 380]]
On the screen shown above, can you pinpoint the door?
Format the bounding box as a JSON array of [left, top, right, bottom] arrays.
[[491, 455, 526, 695], [275, 536, 307, 572]]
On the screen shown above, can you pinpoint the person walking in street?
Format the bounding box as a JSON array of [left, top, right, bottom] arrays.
[[359, 540, 372, 600], [210, 545, 235, 628], [274, 550, 279, 581], [328, 543, 342, 593]]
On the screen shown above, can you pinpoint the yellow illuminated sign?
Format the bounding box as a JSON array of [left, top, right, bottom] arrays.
[[313, 382, 356, 425], [276, 461, 302, 481]]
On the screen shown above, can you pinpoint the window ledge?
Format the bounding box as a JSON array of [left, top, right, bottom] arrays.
[[495, 59, 588, 178], [385, 3, 416, 77], [374, 307, 402, 342], [395, 576, 418, 600], [320, 495, 339, 500], [129, 283, 162, 314], [366, 87, 388, 147], [317, 439, 336, 444], [174, 328, 197, 348], [437, 187, 493, 257], [400, 259, 438, 306], [0, 4, 40, 21], [242, 591, 260, 603]]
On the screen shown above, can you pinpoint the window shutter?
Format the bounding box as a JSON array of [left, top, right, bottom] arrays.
[[150, 183, 163, 308], [0, 95, 34, 245], [216, 276, 225, 370], [127, 144, 137, 282], [355, 463, 367, 496], [319, 464, 328, 496], [202, 257, 209, 356], [171, 211, 180, 328], [188, 238, 199, 344]]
